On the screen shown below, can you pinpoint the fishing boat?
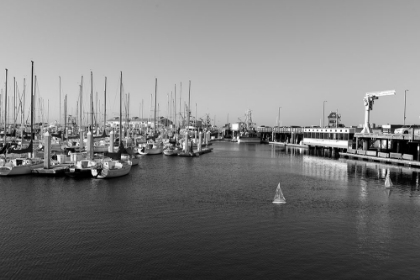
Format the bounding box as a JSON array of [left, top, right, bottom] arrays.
[[272, 182, 286, 204], [237, 110, 261, 144]]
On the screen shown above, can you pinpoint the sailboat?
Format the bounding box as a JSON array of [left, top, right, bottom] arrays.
[[0, 62, 44, 176], [272, 182, 286, 204], [385, 170, 393, 188], [92, 72, 131, 179], [143, 78, 163, 155]]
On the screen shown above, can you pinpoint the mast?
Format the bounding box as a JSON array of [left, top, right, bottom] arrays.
[[13, 77, 15, 127], [4, 69, 7, 146], [119, 71, 122, 146], [34, 75, 37, 126], [22, 79, 26, 130], [90, 71, 93, 131], [30, 62, 34, 157], [104, 77, 107, 132], [59, 76, 61, 126], [174, 84, 176, 130], [154, 78, 157, 133], [187, 80, 191, 132], [64, 95, 67, 140], [79, 76, 83, 131]]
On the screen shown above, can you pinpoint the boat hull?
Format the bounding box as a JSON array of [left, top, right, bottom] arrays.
[[64, 167, 95, 178], [94, 162, 131, 179], [0, 162, 44, 176]]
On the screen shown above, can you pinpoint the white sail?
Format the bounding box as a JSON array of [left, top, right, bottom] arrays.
[[273, 182, 286, 204], [385, 170, 393, 188]]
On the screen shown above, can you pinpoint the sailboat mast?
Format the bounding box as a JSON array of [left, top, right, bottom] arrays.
[[154, 78, 157, 133], [59, 76, 61, 126], [90, 71, 93, 131], [64, 95, 67, 140], [187, 80, 191, 133], [174, 85, 176, 130], [79, 76, 83, 131], [119, 71, 122, 146], [30, 62, 34, 157], [104, 77, 107, 132], [4, 69, 7, 146], [13, 77, 15, 127]]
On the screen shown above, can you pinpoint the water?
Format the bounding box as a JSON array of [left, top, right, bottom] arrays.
[[2, 142, 420, 279]]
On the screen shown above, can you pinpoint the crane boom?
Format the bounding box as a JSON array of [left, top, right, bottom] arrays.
[[361, 89, 396, 134], [366, 90, 396, 98]]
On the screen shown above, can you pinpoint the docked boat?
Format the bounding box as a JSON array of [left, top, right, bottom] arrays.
[[64, 159, 101, 178], [0, 157, 44, 176], [163, 146, 181, 156], [92, 159, 131, 179], [237, 110, 261, 144]]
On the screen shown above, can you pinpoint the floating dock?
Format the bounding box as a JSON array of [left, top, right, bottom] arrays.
[[32, 164, 71, 176]]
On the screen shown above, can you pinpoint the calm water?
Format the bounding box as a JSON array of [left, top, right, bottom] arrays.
[[1, 142, 420, 279]]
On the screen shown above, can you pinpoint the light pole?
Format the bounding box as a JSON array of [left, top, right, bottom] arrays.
[[404, 89, 408, 125], [278, 107, 281, 127], [323, 101, 327, 127]]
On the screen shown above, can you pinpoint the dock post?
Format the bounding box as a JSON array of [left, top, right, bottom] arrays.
[[206, 131, 210, 145], [417, 144, 420, 161], [87, 131, 93, 160], [198, 132, 202, 151], [79, 130, 84, 149], [363, 139, 368, 151], [43, 131, 51, 169], [109, 130, 114, 152]]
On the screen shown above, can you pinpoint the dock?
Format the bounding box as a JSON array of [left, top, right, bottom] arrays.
[[32, 164, 71, 176]]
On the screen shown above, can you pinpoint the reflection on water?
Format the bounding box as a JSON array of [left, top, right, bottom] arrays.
[[3, 142, 420, 278]]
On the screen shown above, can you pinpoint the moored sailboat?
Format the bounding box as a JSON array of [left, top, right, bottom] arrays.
[[92, 72, 131, 179]]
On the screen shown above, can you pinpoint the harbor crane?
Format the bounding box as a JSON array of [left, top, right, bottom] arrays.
[[361, 90, 396, 134]]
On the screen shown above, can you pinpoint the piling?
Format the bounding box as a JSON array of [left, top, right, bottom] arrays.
[[109, 130, 114, 152], [87, 131, 93, 159], [43, 131, 51, 169], [198, 132, 202, 151]]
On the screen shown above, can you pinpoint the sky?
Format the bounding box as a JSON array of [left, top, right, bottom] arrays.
[[1, 0, 420, 128]]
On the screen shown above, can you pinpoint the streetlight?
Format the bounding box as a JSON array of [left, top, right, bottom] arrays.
[[278, 107, 281, 127], [404, 89, 408, 125], [323, 101, 327, 127]]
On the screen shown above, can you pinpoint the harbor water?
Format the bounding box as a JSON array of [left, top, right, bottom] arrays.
[[1, 142, 420, 278]]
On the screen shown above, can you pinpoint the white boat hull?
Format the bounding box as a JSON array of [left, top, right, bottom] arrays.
[[0, 162, 44, 176], [94, 161, 131, 179]]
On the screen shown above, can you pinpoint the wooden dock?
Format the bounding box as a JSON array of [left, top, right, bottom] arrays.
[[32, 164, 71, 176], [339, 152, 420, 168]]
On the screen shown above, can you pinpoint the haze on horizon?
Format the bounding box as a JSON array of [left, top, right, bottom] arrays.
[[1, 0, 420, 128]]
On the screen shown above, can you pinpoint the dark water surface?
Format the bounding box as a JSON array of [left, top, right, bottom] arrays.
[[1, 142, 420, 279]]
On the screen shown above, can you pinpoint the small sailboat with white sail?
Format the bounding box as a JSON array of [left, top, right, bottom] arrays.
[[272, 182, 286, 204], [385, 170, 393, 189]]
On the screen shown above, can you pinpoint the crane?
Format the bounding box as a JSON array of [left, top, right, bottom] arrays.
[[361, 90, 396, 134]]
